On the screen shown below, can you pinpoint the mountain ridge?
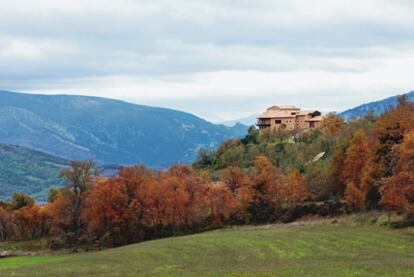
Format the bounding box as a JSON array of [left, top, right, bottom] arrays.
[[0, 90, 248, 167], [340, 91, 414, 120]]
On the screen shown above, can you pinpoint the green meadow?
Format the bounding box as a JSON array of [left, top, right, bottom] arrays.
[[1, 216, 414, 277]]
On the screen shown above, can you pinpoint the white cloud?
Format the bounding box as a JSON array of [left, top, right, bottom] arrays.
[[0, 0, 414, 121], [0, 37, 77, 61]]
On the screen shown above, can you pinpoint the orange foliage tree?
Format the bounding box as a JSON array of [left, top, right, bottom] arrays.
[[281, 169, 310, 208], [375, 98, 414, 177], [220, 166, 255, 223], [379, 130, 414, 218], [341, 130, 374, 210], [205, 183, 237, 227], [13, 205, 51, 239]]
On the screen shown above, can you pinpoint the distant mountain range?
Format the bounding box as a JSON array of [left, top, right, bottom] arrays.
[[340, 91, 414, 120], [0, 91, 248, 167], [220, 114, 259, 127]]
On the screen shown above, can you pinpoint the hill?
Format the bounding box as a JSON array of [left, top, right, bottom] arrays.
[[340, 91, 414, 120], [0, 91, 248, 167], [0, 143, 120, 201], [0, 144, 69, 202], [1, 215, 414, 276]]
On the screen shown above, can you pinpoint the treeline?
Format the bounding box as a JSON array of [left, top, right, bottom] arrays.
[[1, 96, 414, 246], [0, 158, 309, 246]]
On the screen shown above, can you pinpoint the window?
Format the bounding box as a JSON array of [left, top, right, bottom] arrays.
[[275, 120, 282, 124]]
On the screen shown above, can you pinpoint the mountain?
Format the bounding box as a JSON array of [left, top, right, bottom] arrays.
[[0, 143, 69, 202], [0, 91, 248, 167], [340, 91, 414, 120], [220, 114, 259, 127]]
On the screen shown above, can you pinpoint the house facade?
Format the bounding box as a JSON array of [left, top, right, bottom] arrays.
[[257, 105, 323, 131]]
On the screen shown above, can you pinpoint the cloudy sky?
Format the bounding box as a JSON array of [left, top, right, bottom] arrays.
[[1, 0, 414, 122]]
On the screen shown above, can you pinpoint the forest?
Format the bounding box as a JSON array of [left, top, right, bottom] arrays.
[[1, 96, 414, 248]]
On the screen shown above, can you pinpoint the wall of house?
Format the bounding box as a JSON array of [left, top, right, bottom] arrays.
[[270, 117, 296, 130]]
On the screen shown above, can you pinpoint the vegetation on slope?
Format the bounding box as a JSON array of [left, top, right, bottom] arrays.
[[1, 215, 414, 276], [0, 144, 68, 202]]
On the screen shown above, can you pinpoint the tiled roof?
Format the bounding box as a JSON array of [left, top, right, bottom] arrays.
[[258, 110, 296, 118], [258, 106, 321, 119], [305, 115, 324, 122]]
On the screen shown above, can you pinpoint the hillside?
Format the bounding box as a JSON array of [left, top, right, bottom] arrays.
[[0, 144, 69, 202], [340, 91, 414, 120], [0, 91, 247, 167], [1, 215, 414, 276]]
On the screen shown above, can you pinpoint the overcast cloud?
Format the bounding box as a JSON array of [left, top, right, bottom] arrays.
[[1, 0, 414, 121]]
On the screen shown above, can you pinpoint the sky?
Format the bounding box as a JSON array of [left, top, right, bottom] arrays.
[[1, 0, 414, 122]]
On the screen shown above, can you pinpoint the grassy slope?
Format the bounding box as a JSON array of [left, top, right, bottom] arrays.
[[1, 216, 414, 277]]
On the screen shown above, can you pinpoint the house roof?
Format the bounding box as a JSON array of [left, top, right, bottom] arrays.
[[258, 110, 295, 118], [258, 106, 321, 119], [267, 105, 300, 111], [305, 115, 324, 122]]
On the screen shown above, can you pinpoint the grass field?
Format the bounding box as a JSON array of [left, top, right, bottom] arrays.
[[1, 215, 414, 276]]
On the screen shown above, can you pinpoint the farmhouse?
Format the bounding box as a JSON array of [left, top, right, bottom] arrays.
[[257, 105, 323, 131]]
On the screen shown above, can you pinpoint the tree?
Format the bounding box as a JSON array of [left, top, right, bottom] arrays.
[[13, 205, 51, 239], [48, 188, 60, 203], [0, 207, 15, 241], [344, 182, 365, 211], [375, 100, 414, 177], [342, 130, 373, 210], [320, 113, 345, 138], [83, 178, 131, 245], [50, 160, 96, 242], [281, 169, 310, 208], [220, 166, 252, 193], [205, 183, 237, 227], [379, 130, 414, 218], [251, 155, 283, 222], [10, 193, 35, 210]]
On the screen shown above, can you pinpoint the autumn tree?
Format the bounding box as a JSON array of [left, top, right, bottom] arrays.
[[251, 155, 283, 222], [220, 166, 255, 222], [83, 165, 154, 244], [50, 160, 96, 243], [320, 113, 345, 138], [13, 205, 51, 239], [83, 178, 131, 245], [379, 130, 414, 219], [205, 183, 237, 227], [375, 97, 414, 177], [0, 207, 15, 241], [281, 169, 310, 208], [167, 166, 210, 229], [341, 130, 373, 210], [220, 166, 252, 194]]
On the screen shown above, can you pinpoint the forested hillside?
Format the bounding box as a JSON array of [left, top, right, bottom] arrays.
[[0, 144, 68, 202]]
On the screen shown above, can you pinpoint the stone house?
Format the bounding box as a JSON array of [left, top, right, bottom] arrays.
[[257, 105, 323, 131]]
